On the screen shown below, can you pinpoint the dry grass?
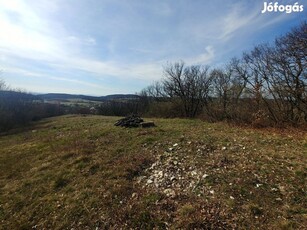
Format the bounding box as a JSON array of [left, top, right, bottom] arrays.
[[0, 115, 306, 229]]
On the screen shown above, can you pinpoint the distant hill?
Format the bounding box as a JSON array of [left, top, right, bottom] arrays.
[[103, 94, 140, 100], [39, 93, 139, 102], [0, 90, 41, 101], [39, 93, 103, 102], [0, 91, 140, 103]]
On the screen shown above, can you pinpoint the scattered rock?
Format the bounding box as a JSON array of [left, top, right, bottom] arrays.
[[157, 171, 164, 178], [191, 171, 197, 176], [137, 144, 214, 197], [131, 193, 138, 199], [202, 174, 209, 179], [163, 188, 176, 197]]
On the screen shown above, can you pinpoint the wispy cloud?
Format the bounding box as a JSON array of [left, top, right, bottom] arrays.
[[218, 2, 259, 41], [66, 36, 97, 46], [185, 46, 215, 65], [4, 66, 115, 94], [218, 1, 295, 41], [0, 0, 164, 83]]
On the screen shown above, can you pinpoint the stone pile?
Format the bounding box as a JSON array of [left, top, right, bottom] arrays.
[[114, 114, 144, 127], [115, 114, 156, 128]]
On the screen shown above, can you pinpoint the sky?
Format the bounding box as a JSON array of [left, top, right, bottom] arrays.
[[0, 0, 306, 95]]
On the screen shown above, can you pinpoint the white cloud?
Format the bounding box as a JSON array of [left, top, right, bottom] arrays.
[[218, 2, 259, 41], [66, 36, 97, 46], [52, 56, 163, 81], [4, 66, 111, 91], [0, 0, 65, 63], [185, 46, 215, 65], [218, 1, 292, 42], [0, 0, 164, 84], [85, 37, 97, 46]]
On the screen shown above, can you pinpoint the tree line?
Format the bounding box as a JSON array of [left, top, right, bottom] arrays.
[[0, 80, 66, 132], [138, 22, 307, 127]]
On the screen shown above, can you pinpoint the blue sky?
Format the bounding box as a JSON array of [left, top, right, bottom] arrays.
[[0, 0, 306, 95]]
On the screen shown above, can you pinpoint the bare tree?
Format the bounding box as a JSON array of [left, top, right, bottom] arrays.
[[140, 81, 166, 100], [270, 22, 307, 122], [228, 58, 247, 104], [241, 22, 307, 124], [0, 77, 9, 91], [163, 62, 212, 117], [211, 67, 232, 116]]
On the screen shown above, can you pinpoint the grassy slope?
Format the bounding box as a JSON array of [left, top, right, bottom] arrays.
[[0, 115, 306, 229]]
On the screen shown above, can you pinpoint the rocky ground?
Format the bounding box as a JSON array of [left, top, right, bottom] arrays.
[[138, 140, 217, 198]]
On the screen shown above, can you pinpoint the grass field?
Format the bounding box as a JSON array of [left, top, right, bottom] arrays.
[[0, 115, 306, 229]]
